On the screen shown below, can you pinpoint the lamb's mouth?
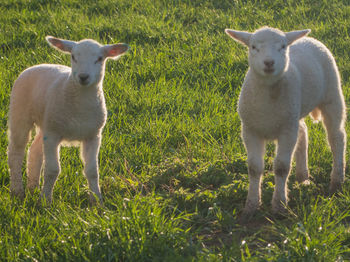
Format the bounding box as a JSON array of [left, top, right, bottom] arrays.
[[79, 80, 90, 86], [264, 68, 275, 74]]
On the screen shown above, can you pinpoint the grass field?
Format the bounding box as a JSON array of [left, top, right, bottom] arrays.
[[1, 0, 350, 260]]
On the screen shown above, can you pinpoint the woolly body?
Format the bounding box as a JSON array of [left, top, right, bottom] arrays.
[[11, 65, 106, 142], [240, 37, 335, 138]]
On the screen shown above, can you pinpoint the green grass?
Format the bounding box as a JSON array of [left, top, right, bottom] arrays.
[[1, 0, 350, 260]]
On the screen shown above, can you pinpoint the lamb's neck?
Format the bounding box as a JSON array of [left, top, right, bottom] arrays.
[[64, 75, 104, 106], [246, 70, 287, 101], [251, 71, 284, 88]]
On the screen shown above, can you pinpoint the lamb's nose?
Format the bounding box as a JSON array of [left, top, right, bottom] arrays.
[[264, 60, 275, 68], [79, 73, 89, 83]]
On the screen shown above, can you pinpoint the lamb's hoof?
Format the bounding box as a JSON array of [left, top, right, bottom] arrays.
[[10, 187, 25, 200], [329, 181, 343, 195], [271, 200, 288, 218], [238, 205, 259, 224], [300, 179, 310, 185], [297, 178, 310, 185], [296, 171, 310, 185], [40, 194, 52, 207], [272, 209, 288, 220], [26, 184, 40, 195], [89, 193, 103, 206], [238, 211, 255, 224]]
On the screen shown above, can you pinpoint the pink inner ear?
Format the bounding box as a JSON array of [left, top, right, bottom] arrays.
[[107, 48, 120, 57], [50, 38, 64, 49], [55, 42, 65, 50], [227, 30, 236, 38], [106, 44, 129, 57]]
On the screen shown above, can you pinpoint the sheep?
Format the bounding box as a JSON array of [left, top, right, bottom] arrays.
[[225, 26, 346, 218], [8, 36, 129, 204]]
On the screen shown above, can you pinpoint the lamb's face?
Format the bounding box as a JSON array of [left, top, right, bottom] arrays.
[[225, 27, 310, 79], [70, 41, 106, 87], [248, 29, 288, 77], [46, 36, 130, 88]]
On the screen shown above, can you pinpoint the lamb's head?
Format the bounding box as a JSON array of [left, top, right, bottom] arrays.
[[46, 36, 129, 87], [225, 27, 310, 78]]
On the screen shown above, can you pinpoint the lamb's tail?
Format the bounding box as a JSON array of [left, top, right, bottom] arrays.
[[310, 107, 322, 123]]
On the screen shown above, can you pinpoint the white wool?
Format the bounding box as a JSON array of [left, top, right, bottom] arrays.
[[8, 36, 129, 203], [225, 27, 346, 218]]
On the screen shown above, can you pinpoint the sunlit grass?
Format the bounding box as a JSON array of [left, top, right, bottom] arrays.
[[0, 0, 349, 260]]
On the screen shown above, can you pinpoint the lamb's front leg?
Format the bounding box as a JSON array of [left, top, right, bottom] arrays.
[[41, 135, 61, 204], [81, 135, 102, 204], [272, 127, 298, 214], [241, 126, 265, 220]]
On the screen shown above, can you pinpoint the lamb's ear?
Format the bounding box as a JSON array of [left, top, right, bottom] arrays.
[[285, 29, 311, 45], [46, 36, 76, 54], [103, 43, 130, 60], [225, 29, 252, 46]]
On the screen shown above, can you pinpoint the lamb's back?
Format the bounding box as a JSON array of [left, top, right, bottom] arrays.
[[289, 37, 338, 116], [10, 64, 71, 127]]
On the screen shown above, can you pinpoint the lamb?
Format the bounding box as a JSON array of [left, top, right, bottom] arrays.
[[225, 26, 346, 218], [8, 36, 129, 204]]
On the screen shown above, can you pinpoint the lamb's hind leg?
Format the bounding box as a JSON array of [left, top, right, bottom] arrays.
[[294, 120, 309, 183], [8, 123, 32, 198], [27, 130, 44, 192], [320, 102, 346, 194]]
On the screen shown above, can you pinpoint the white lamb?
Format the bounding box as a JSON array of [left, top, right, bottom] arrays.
[[225, 26, 346, 218], [8, 36, 129, 203]]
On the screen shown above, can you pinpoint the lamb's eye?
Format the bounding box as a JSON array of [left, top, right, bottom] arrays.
[[71, 55, 77, 62], [252, 45, 259, 52], [281, 44, 286, 50], [95, 56, 103, 64]]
